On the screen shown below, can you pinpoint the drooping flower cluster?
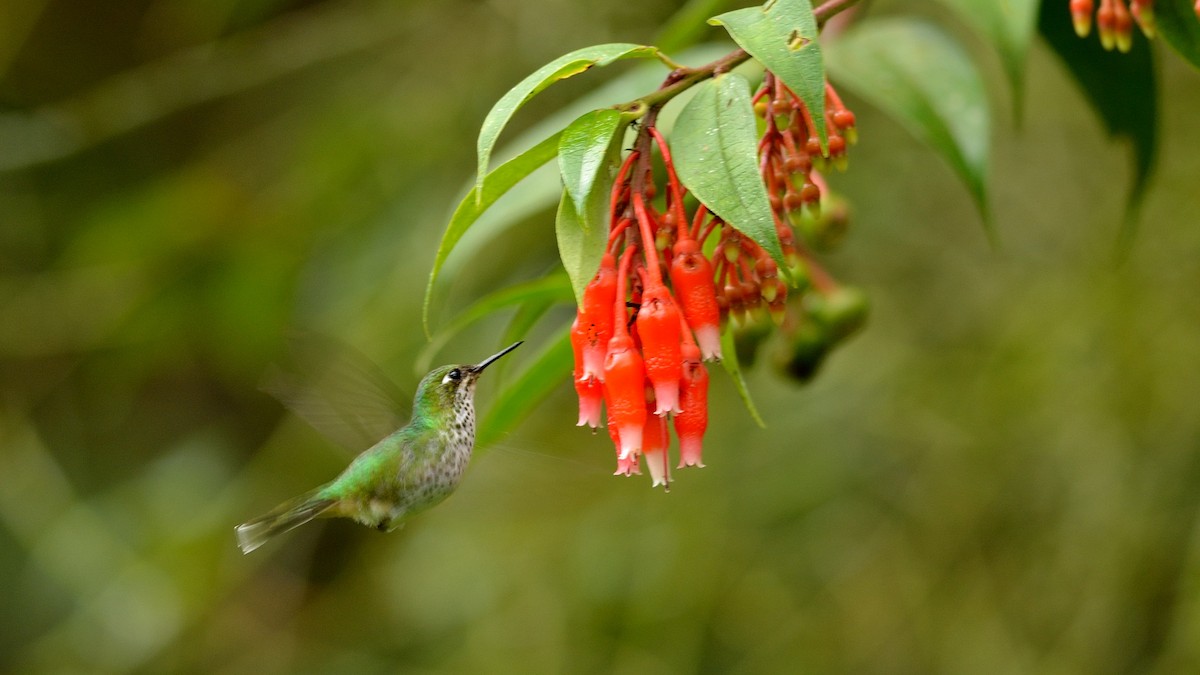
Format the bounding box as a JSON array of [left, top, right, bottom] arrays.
[[570, 128, 716, 490], [1069, 0, 1166, 50], [571, 73, 866, 489]]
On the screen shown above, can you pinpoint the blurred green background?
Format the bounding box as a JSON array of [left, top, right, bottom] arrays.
[[3, 0, 1200, 672]]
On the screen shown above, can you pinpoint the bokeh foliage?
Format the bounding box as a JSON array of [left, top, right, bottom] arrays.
[[2, 0, 1200, 672]]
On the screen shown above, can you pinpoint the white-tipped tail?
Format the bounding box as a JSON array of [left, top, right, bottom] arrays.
[[235, 491, 335, 554]]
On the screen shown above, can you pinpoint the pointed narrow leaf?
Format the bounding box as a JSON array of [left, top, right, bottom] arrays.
[[478, 328, 573, 447], [719, 328, 766, 428], [424, 130, 562, 336], [935, 0, 1038, 114], [476, 43, 659, 196], [672, 74, 788, 272], [492, 297, 558, 387], [1037, 1, 1156, 251], [1156, 0, 1200, 71], [825, 18, 991, 224], [556, 191, 610, 306], [711, 0, 827, 149], [418, 273, 573, 373]]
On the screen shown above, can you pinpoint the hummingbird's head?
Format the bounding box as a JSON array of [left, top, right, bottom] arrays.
[[415, 342, 523, 415]]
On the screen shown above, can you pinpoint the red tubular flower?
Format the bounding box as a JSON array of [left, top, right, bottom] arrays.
[[670, 238, 723, 361], [636, 283, 683, 415], [603, 247, 646, 459], [674, 343, 709, 468], [579, 253, 617, 380], [603, 334, 646, 459], [608, 423, 641, 476], [631, 192, 683, 415], [641, 396, 671, 488], [570, 316, 603, 428]]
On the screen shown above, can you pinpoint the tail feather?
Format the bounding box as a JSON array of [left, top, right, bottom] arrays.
[[236, 489, 337, 554]]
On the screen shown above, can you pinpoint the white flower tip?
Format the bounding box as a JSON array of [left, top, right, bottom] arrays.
[[695, 326, 722, 361]]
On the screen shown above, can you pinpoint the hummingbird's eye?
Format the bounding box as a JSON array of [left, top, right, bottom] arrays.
[[443, 368, 462, 385]]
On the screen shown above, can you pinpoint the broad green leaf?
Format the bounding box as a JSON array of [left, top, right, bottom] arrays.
[[711, 0, 827, 150], [476, 43, 659, 197], [719, 327, 766, 428], [418, 273, 573, 373], [478, 328, 573, 447], [825, 18, 992, 230], [557, 109, 627, 302], [935, 0, 1038, 116], [559, 109, 624, 222], [555, 191, 609, 307], [424, 130, 562, 336], [1157, 0, 1200, 71], [1037, 1, 1156, 253], [671, 74, 788, 274]]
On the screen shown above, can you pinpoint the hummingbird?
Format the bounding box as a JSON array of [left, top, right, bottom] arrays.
[[235, 341, 522, 554]]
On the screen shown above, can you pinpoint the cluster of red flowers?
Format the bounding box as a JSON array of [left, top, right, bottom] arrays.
[[570, 72, 859, 488], [1068, 0, 1181, 49]]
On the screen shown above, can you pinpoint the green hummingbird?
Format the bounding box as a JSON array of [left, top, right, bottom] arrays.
[[235, 341, 522, 554]]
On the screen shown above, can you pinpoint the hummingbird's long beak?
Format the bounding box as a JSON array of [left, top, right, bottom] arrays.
[[471, 341, 522, 374]]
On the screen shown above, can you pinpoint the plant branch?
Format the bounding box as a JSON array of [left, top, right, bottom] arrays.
[[814, 0, 861, 28], [617, 0, 862, 116]]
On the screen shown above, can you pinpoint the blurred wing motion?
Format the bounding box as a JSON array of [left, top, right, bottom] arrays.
[[261, 331, 408, 451]]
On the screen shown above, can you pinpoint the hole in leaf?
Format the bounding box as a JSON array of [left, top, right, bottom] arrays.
[[788, 30, 811, 50]]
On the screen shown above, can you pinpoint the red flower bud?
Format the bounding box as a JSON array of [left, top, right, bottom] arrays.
[[635, 283, 683, 415], [1071, 0, 1094, 36], [603, 334, 646, 459], [675, 344, 709, 468], [669, 239, 723, 361]]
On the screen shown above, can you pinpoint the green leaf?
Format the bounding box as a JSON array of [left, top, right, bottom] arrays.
[[442, 45, 732, 296], [418, 274, 574, 373], [671, 73, 788, 274], [1156, 0, 1200, 71], [492, 297, 559, 387], [478, 328, 573, 447], [555, 191, 609, 307], [476, 43, 659, 197], [1037, 1, 1156, 253], [557, 109, 627, 303], [559, 109, 625, 221], [935, 0, 1038, 116], [711, 0, 827, 150], [825, 18, 992, 230], [719, 327, 766, 428], [423, 130, 562, 336]]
